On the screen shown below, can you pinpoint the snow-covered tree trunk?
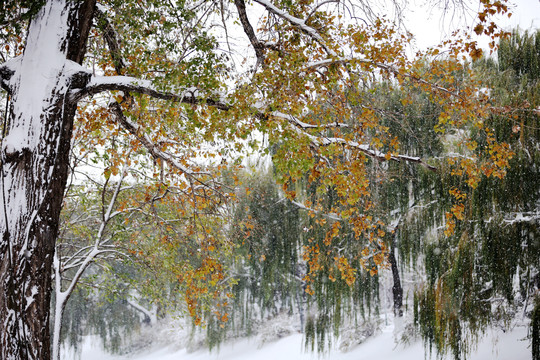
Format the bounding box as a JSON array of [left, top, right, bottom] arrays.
[[0, 1, 94, 358]]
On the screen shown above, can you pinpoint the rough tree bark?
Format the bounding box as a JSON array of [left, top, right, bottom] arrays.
[[0, 1, 95, 359]]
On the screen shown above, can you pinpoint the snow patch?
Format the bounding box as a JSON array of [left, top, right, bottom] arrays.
[[68, 322, 531, 360]]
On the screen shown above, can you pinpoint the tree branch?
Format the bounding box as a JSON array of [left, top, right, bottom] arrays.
[[73, 68, 435, 173], [234, 0, 265, 63], [108, 101, 225, 195], [306, 0, 339, 21], [253, 0, 336, 56], [270, 110, 349, 129], [306, 58, 462, 99], [290, 200, 342, 221], [94, 5, 126, 75], [74, 75, 231, 110], [0, 61, 16, 93], [66, 0, 97, 64], [286, 122, 437, 171]]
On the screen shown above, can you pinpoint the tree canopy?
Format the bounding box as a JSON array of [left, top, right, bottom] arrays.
[[0, 1, 534, 359]]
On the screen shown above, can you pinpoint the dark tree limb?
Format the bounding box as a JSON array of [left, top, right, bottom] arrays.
[[0, 65, 14, 92], [288, 125, 437, 171], [388, 233, 403, 317], [94, 5, 126, 75], [253, 0, 336, 56], [73, 76, 231, 110], [66, 0, 97, 64], [234, 0, 265, 62]]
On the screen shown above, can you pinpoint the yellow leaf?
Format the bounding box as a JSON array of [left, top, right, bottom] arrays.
[[474, 24, 484, 35]]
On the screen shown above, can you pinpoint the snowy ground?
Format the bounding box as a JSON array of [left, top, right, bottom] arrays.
[[66, 322, 531, 360]]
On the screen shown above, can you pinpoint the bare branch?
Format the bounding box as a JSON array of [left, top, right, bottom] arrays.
[[306, 0, 340, 20], [234, 0, 265, 62]]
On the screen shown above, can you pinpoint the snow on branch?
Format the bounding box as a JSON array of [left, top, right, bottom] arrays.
[[76, 75, 230, 110], [502, 212, 540, 225], [271, 110, 349, 129], [307, 58, 461, 98], [319, 135, 435, 170], [52, 172, 131, 360], [253, 0, 336, 56], [273, 112, 437, 171], [126, 298, 156, 325], [0, 63, 15, 92], [0, 55, 26, 93], [290, 200, 341, 221]]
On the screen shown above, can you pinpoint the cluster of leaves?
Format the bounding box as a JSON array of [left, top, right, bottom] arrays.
[[201, 169, 381, 351], [56, 171, 237, 353], [199, 28, 539, 358], [0, 0, 45, 41]]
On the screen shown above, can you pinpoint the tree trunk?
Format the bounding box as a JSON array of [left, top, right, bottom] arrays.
[[0, 1, 94, 359], [388, 235, 403, 317]]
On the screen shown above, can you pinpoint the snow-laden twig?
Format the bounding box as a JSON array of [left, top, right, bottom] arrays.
[[253, 0, 336, 57], [290, 200, 341, 221], [484, 211, 540, 225], [73, 75, 230, 110], [284, 122, 437, 171], [306, 58, 462, 99], [272, 110, 349, 129], [126, 298, 157, 325]]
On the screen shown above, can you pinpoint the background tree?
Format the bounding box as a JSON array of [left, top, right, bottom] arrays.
[[403, 30, 540, 359]]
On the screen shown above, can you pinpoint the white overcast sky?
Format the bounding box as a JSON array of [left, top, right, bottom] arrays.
[[229, 0, 540, 65], [405, 0, 540, 50]]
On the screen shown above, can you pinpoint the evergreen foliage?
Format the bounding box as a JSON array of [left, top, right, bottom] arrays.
[[498, 29, 540, 81]]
